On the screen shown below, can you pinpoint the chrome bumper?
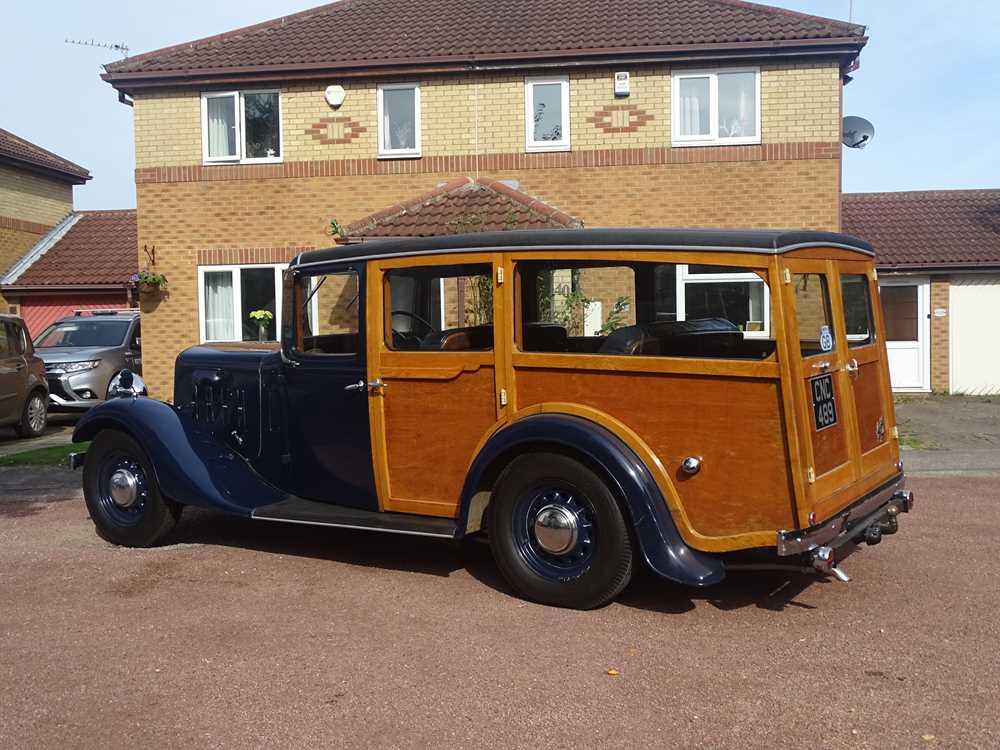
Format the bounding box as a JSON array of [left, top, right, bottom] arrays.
[[777, 474, 913, 556]]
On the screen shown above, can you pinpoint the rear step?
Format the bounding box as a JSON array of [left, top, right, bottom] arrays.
[[251, 496, 459, 539]]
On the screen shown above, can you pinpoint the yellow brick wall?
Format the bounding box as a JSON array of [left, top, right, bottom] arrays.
[[930, 276, 950, 392], [0, 225, 45, 309], [136, 157, 839, 398], [0, 164, 73, 227], [133, 61, 841, 168]]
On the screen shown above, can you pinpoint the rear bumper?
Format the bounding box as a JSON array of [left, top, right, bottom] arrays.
[[776, 473, 912, 557]]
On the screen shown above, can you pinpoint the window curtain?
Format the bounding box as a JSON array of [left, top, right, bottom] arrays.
[[204, 271, 234, 340], [207, 96, 236, 158]]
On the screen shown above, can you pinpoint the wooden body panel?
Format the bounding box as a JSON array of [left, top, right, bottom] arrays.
[[515, 368, 797, 538]]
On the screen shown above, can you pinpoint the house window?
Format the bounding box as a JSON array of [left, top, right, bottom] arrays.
[[672, 265, 770, 338], [201, 90, 282, 164], [525, 76, 570, 152], [377, 83, 421, 158], [672, 68, 760, 146], [198, 264, 284, 343]]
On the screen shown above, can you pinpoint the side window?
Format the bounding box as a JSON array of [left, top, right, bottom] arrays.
[[0, 323, 11, 356], [518, 261, 774, 359], [385, 264, 493, 351], [130, 323, 141, 351], [294, 271, 360, 356], [840, 274, 874, 347], [792, 273, 834, 357], [12, 323, 27, 355]]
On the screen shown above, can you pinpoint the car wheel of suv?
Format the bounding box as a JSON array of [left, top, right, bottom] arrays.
[[83, 429, 181, 547], [14, 390, 48, 438], [488, 452, 633, 610]]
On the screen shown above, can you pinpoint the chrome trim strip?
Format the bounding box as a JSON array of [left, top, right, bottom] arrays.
[[291, 241, 873, 269], [251, 514, 456, 539], [776, 474, 905, 556]]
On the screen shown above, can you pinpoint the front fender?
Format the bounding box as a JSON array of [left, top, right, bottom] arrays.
[[73, 398, 284, 515], [458, 414, 725, 587]]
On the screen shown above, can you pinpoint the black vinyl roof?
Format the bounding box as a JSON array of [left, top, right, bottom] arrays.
[[294, 228, 873, 267]]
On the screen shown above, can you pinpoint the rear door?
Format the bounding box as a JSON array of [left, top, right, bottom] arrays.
[[782, 259, 859, 516]]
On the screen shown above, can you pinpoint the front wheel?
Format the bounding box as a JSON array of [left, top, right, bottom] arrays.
[[488, 452, 633, 609], [83, 429, 181, 547]]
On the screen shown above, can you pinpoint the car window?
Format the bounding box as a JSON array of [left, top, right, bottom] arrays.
[[0, 323, 11, 356], [792, 273, 834, 357], [840, 274, 873, 347], [293, 271, 360, 356], [35, 320, 130, 348], [385, 264, 494, 351], [517, 260, 775, 360]]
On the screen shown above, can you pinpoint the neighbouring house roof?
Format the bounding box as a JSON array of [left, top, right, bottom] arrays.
[[842, 190, 1000, 271], [103, 0, 866, 91], [0, 128, 91, 184], [344, 177, 583, 239], [1, 210, 137, 290]]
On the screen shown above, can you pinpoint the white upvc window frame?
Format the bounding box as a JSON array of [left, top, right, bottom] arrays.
[[197, 264, 286, 344], [675, 264, 771, 339], [377, 82, 422, 159], [200, 89, 283, 165], [524, 75, 571, 153], [671, 67, 761, 147]]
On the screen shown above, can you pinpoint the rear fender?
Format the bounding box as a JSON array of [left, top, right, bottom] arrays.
[[73, 398, 283, 515], [458, 414, 725, 587]]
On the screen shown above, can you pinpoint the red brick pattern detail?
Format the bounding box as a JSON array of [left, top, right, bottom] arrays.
[[0, 214, 52, 235], [197, 246, 314, 265], [135, 141, 841, 185], [586, 105, 654, 134], [305, 117, 367, 145]]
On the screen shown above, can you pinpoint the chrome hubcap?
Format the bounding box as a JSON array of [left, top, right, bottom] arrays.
[[27, 396, 46, 432], [532, 504, 579, 555], [109, 468, 139, 508]]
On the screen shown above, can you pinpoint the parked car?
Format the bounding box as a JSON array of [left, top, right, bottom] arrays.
[[71, 228, 914, 609], [0, 313, 48, 437], [33, 310, 141, 410]]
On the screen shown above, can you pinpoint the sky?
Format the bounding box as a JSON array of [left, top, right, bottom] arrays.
[[3, 1, 998, 210]]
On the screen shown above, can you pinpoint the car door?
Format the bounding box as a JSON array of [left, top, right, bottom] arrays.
[[366, 253, 506, 518], [0, 322, 29, 421], [279, 263, 379, 510]]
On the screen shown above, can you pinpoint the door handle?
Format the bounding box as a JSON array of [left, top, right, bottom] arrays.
[[812, 361, 831, 372], [846, 358, 859, 376], [344, 380, 367, 392]]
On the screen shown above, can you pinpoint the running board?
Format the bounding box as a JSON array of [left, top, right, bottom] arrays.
[[251, 496, 459, 539]]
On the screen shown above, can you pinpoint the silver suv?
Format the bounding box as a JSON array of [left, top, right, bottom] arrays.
[[34, 310, 141, 410], [0, 314, 48, 436]]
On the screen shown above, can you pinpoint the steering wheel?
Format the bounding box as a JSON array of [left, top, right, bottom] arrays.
[[391, 310, 438, 345]]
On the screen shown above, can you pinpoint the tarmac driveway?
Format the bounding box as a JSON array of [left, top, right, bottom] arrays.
[[1, 469, 997, 749], [895, 396, 1000, 474]]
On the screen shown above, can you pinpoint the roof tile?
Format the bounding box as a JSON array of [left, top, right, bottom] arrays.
[[842, 190, 1000, 269], [0, 128, 90, 183], [105, 0, 865, 78]]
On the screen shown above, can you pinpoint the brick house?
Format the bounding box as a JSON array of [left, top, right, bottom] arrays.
[[0, 210, 138, 336], [843, 189, 1000, 395], [0, 128, 91, 311], [100, 0, 868, 398]]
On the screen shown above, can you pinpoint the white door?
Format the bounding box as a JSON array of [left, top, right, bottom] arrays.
[[950, 275, 1000, 395], [879, 277, 930, 392]]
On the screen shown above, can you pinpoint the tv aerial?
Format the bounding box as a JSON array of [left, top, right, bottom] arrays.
[[65, 38, 129, 59], [842, 116, 875, 149]]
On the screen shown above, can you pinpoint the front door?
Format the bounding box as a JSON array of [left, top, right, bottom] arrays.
[[878, 278, 930, 391], [281, 264, 378, 510], [366, 253, 506, 518]]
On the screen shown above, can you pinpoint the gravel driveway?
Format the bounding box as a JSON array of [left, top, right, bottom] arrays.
[[1, 469, 997, 749]]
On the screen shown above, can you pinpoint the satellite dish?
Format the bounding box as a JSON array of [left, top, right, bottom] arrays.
[[842, 116, 875, 149]]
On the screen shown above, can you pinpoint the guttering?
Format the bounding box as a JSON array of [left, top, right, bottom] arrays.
[[102, 36, 867, 93], [0, 156, 91, 185], [0, 284, 131, 295], [877, 263, 1000, 275]]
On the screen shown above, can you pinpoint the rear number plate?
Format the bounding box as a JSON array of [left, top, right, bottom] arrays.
[[810, 374, 838, 432]]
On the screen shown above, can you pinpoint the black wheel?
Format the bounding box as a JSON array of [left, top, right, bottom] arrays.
[[13, 389, 47, 438], [83, 429, 181, 547], [488, 452, 633, 609]]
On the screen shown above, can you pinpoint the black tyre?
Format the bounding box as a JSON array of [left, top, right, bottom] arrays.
[[488, 452, 633, 609], [13, 389, 47, 438], [83, 429, 181, 547]]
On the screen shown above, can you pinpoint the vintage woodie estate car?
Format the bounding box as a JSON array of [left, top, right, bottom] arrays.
[[71, 228, 915, 609]]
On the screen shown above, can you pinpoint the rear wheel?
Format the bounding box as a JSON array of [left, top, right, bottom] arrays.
[[488, 452, 633, 609], [83, 430, 181, 547], [14, 390, 47, 438]]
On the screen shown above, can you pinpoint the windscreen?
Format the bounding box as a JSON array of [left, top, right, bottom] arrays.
[[35, 320, 130, 348]]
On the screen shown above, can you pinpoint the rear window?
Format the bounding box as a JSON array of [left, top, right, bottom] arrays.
[[35, 320, 130, 348]]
